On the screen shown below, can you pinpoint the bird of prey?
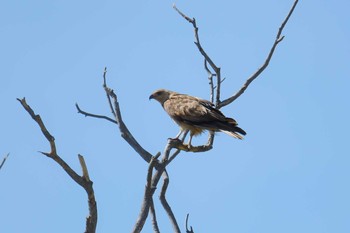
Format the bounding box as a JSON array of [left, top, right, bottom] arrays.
[[149, 89, 246, 147]]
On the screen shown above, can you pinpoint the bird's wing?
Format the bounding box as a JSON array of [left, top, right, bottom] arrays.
[[164, 93, 226, 125]]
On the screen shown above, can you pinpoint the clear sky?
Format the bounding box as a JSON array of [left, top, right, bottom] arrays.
[[1, 0, 350, 232]]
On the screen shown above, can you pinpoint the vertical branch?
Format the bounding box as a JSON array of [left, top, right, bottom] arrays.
[[102, 67, 116, 117], [79, 154, 91, 182], [185, 214, 195, 233], [173, 4, 222, 107], [149, 199, 161, 233], [78, 154, 97, 233], [204, 60, 215, 103], [132, 153, 162, 233], [215, 67, 222, 107], [133, 139, 184, 232], [159, 170, 181, 233]]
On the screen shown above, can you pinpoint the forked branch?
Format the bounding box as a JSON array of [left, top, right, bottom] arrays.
[[173, 4, 222, 107], [185, 214, 195, 233], [76, 68, 153, 163], [219, 0, 299, 108], [17, 98, 97, 233], [174, 0, 299, 109]]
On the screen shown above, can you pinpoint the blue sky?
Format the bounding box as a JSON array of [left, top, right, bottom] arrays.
[[1, 0, 350, 232]]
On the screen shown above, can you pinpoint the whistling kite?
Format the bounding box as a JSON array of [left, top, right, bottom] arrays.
[[149, 89, 246, 147]]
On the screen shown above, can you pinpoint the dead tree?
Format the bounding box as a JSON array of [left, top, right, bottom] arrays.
[[18, 1, 298, 232]]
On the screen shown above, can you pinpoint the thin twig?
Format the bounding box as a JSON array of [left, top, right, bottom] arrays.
[[0, 153, 10, 170], [17, 98, 56, 154], [219, 0, 299, 108], [204, 60, 215, 103], [185, 214, 195, 233], [173, 4, 221, 107], [102, 67, 117, 117], [76, 103, 117, 124], [17, 98, 98, 233], [167, 148, 181, 165]]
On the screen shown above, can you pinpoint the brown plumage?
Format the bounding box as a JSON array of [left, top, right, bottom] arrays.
[[149, 89, 246, 147]]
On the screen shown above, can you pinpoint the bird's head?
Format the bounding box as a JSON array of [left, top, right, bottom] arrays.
[[149, 89, 173, 105]]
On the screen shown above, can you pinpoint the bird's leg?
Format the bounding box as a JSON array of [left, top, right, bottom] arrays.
[[170, 129, 184, 141], [175, 129, 183, 139], [186, 133, 194, 149], [180, 130, 189, 142]]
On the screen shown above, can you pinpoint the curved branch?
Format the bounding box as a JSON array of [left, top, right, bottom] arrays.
[[185, 214, 195, 233], [17, 98, 98, 233], [219, 0, 299, 108], [160, 170, 181, 233]]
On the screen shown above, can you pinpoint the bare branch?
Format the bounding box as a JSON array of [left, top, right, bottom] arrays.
[[167, 148, 181, 165], [185, 214, 195, 233], [105, 86, 153, 163], [77, 69, 153, 163], [17, 98, 57, 154], [204, 60, 215, 103], [159, 170, 181, 233], [173, 4, 222, 107], [174, 4, 226, 155], [133, 140, 185, 232], [0, 153, 10, 170], [168, 136, 214, 153], [80, 154, 97, 233], [149, 199, 161, 233], [102, 67, 117, 118], [219, 0, 299, 108], [78, 154, 91, 182], [76, 103, 117, 124], [17, 98, 98, 233], [132, 154, 164, 233]]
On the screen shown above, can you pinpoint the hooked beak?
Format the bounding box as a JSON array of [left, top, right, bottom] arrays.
[[149, 94, 154, 100]]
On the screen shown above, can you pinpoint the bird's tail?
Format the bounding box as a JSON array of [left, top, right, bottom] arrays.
[[218, 117, 246, 140]]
